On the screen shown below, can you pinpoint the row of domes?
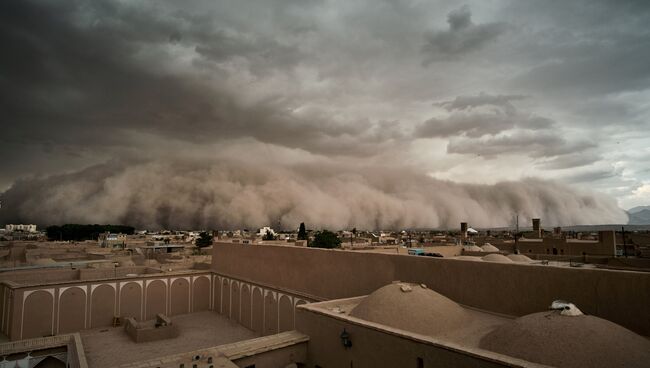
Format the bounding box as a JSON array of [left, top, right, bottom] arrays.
[[349, 283, 650, 367]]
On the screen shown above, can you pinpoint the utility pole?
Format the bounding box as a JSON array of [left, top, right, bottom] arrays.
[[622, 226, 627, 258], [514, 214, 519, 254]]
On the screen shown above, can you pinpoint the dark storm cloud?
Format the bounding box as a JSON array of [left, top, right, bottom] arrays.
[[436, 93, 527, 113], [0, 0, 396, 162], [414, 92, 596, 165], [415, 93, 554, 139], [0, 0, 645, 226], [536, 152, 603, 170], [422, 5, 506, 64], [512, 40, 650, 96], [447, 131, 596, 159], [563, 168, 623, 184], [503, 1, 650, 97]]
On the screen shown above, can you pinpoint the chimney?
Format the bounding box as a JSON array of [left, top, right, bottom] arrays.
[[460, 222, 468, 240], [532, 218, 541, 238], [598, 230, 616, 255]]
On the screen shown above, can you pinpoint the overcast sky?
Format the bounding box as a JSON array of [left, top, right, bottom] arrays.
[[1, 0, 648, 228]]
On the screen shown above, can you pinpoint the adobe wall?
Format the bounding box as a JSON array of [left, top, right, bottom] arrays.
[[212, 274, 314, 336], [0, 266, 160, 285], [0, 269, 80, 284], [67, 333, 89, 368], [1, 271, 213, 340], [296, 307, 519, 368], [212, 243, 650, 336]]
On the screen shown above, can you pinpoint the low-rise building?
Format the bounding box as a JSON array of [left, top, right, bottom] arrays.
[[98, 232, 127, 247], [4, 224, 37, 232]]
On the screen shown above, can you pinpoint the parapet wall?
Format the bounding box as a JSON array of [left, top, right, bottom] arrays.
[[0, 270, 213, 340], [0, 266, 162, 286], [212, 243, 650, 336]]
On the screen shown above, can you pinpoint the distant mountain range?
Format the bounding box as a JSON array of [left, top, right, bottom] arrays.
[[627, 206, 650, 225], [628, 205, 650, 214]]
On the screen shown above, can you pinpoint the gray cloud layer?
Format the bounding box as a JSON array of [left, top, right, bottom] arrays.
[[1, 0, 648, 228], [422, 5, 506, 64]]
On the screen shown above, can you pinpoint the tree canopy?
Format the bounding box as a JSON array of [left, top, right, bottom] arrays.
[[262, 229, 275, 241], [297, 222, 307, 240], [195, 231, 213, 247], [309, 230, 341, 249], [46, 224, 134, 241]]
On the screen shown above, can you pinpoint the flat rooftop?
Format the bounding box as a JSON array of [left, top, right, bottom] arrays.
[[80, 311, 257, 368]]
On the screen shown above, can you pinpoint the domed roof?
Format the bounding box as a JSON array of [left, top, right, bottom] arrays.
[[481, 254, 513, 263], [350, 283, 468, 337], [480, 311, 650, 367], [507, 254, 533, 263], [480, 244, 500, 252]]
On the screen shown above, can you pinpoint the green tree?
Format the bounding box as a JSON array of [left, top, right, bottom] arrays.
[[297, 222, 307, 240], [195, 231, 213, 247], [309, 230, 341, 249], [262, 229, 275, 241]]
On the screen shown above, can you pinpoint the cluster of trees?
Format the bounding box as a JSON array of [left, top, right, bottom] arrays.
[[296, 222, 341, 248], [195, 231, 213, 247], [262, 229, 276, 241], [308, 229, 341, 249], [297, 222, 307, 240], [46, 224, 135, 241]]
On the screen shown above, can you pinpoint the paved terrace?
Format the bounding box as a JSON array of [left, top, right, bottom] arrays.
[[80, 311, 257, 368]]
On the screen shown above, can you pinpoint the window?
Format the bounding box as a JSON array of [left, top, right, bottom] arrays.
[[417, 357, 424, 368], [245, 365, 256, 368], [207, 357, 213, 364]]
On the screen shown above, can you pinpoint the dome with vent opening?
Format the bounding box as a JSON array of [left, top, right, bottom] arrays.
[[350, 282, 469, 337], [480, 310, 650, 368]]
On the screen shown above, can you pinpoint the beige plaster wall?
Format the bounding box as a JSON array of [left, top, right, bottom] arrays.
[[212, 243, 650, 336], [4, 271, 213, 340], [295, 308, 514, 368], [212, 274, 313, 337]]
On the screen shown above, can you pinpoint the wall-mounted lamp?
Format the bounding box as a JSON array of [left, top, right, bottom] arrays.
[[340, 328, 352, 349]]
